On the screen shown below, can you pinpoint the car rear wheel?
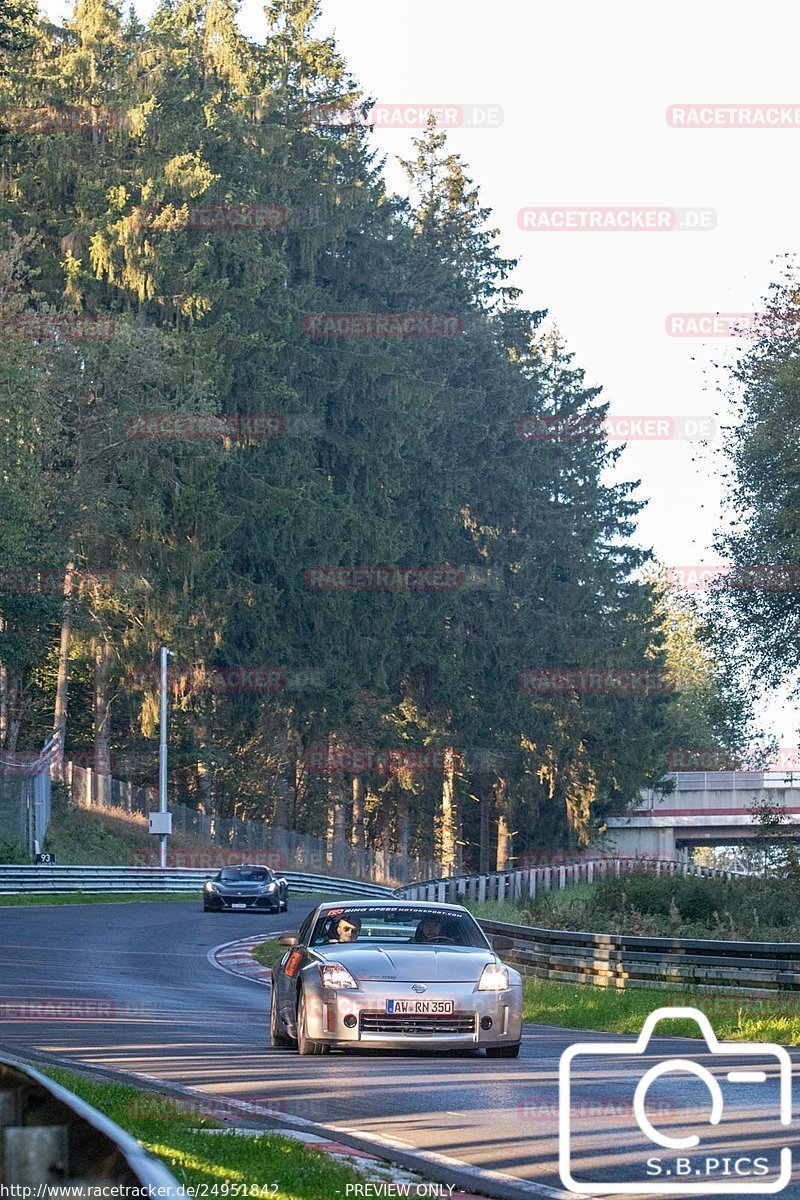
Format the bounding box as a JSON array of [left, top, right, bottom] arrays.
[[270, 994, 293, 1048], [296, 990, 329, 1056], [486, 1042, 521, 1058]]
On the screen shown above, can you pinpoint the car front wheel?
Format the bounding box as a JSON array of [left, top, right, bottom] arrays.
[[486, 1042, 521, 1059], [270, 994, 293, 1048], [296, 990, 329, 1056]]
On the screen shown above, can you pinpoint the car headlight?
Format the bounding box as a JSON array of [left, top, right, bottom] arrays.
[[477, 963, 510, 991], [320, 963, 358, 989], [265, 882, 277, 891], [204, 882, 218, 892]]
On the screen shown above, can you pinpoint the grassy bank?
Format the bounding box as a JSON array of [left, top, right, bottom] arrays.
[[521, 873, 800, 941], [462, 879, 800, 1043], [521, 976, 800, 1044], [41, 1066, 365, 1196]]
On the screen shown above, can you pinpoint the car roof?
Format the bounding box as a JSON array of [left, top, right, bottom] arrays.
[[314, 899, 469, 915], [219, 864, 273, 870]]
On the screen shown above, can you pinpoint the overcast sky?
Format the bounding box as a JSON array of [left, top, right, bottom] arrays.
[[41, 0, 800, 746]]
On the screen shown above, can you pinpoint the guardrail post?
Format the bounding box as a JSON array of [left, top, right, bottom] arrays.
[[497, 874, 506, 903], [478, 875, 486, 903], [4, 1126, 69, 1185], [528, 870, 537, 900], [587, 861, 594, 884]]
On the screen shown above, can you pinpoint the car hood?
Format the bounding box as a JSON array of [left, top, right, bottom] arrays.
[[217, 881, 271, 892], [313, 945, 497, 982]]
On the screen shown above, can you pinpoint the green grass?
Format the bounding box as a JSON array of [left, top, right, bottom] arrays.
[[43, 799, 142, 865], [252, 938, 288, 970], [461, 898, 525, 923], [40, 1066, 366, 1197], [0, 892, 198, 906], [521, 977, 800, 1044]]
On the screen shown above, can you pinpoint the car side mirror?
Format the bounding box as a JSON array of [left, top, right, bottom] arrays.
[[278, 934, 300, 947]]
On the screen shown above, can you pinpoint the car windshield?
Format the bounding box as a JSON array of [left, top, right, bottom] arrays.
[[310, 906, 487, 948], [219, 868, 271, 882]]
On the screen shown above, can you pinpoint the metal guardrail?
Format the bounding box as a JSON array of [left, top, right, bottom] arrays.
[[394, 856, 737, 904], [0, 865, 394, 898], [394, 860, 790, 995], [478, 917, 800, 995], [0, 1054, 181, 1192]]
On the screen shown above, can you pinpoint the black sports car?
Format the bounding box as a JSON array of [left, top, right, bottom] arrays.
[[203, 865, 289, 913]]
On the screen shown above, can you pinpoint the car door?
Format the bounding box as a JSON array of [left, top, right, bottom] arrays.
[[276, 909, 316, 1027]]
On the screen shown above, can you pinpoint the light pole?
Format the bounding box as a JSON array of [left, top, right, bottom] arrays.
[[158, 646, 172, 867]]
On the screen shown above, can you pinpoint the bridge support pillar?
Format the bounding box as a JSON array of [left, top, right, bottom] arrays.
[[606, 825, 676, 859]]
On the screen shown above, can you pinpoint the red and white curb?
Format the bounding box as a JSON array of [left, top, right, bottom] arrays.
[[209, 933, 275, 986]]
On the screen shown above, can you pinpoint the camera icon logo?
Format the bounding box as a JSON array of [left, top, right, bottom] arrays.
[[559, 1006, 792, 1194]]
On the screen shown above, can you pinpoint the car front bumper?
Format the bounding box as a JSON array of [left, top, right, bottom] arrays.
[[205, 892, 281, 909], [299, 979, 523, 1049]]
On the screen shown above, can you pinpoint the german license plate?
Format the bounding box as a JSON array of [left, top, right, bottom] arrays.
[[231, 903, 247, 910], [386, 999, 454, 1015]]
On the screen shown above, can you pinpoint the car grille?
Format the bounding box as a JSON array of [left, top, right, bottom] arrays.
[[360, 1013, 476, 1036]]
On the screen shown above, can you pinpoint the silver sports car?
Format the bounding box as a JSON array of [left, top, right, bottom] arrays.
[[269, 900, 523, 1056]]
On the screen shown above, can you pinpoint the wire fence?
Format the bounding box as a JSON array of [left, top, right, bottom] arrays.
[[66, 761, 441, 886], [0, 740, 55, 858]]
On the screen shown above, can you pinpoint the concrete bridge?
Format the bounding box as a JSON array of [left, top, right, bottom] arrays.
[[605, 771, 800, 858]]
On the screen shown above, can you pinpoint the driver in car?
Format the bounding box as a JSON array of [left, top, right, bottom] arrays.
[[329, 914, 361, 942]]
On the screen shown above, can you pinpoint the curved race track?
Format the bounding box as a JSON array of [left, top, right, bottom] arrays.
[[0, 901, 796, 1199]]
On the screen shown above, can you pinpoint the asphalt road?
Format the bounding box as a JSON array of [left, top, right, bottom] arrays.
[[0, 900, 798, 1199]]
